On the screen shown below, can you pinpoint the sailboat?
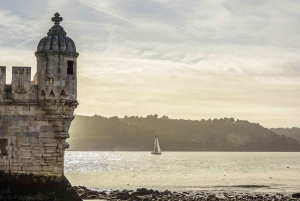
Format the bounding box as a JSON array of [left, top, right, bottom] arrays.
[[151, 135, 162, 155]]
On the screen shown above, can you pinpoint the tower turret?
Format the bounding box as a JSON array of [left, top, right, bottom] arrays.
[[35, 13, 79, 146], [36, 12, 78, 101]]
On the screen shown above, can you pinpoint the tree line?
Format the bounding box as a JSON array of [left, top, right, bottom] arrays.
[[68, 115, 300, 151]]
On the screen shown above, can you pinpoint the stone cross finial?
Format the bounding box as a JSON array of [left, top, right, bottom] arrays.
[[52, 13, 63, 25]]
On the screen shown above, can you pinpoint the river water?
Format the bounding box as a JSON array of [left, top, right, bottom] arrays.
[[64, 151, 300, 193]]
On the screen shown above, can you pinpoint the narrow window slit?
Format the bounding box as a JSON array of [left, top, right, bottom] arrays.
[[0, 139, 8, 155], [67, 61, 74, 75]]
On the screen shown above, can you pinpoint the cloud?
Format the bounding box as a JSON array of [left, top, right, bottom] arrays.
[[0, 0, 300, 127]]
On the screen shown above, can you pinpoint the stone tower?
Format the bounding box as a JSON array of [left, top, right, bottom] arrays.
[[0, 13, 82, 200], [35, 12, 79, 150]]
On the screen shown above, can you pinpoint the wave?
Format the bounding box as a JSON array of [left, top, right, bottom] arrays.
[[215, 185, 270, 188]]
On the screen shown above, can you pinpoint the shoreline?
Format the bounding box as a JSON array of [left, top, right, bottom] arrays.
[[74, 186, 300, 200]]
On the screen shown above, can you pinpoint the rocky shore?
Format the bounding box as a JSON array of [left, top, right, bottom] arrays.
[[74, 186, 300, 200]]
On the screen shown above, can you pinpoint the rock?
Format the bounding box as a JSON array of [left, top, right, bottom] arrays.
[[72, 186, 300, 201], [137, 187, 149, 195], [87, 194, 98, 199], [292, 193, 300, 198]]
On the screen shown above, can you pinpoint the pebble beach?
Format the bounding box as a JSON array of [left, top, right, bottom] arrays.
[[75, 186, 300, 201]]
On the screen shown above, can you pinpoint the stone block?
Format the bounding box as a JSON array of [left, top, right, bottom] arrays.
[[0, 161, 7, 166], [10, 126, 20, 134], [23, 166, 41, 171], [24, 132, 38, 137], [34, 152, 42, 157], [44, 157, 56, 160], [42, 154, 52, 157], [53, 166, 62, 171], [18, 142, 30, 146], [46, 172, 62, 176], [10, 170, 18, 174], [33, 121, 49, 127], [19, 121, 30, 126], [52, 170, 63, 175], [28, 137, 38, 143], [9, 110, 17, 115], [20, 158, 31, 163], [10, 120, 18, 126], [8, 106, 16, 111], [40, 126, 53, 132], [44, 143, 57, 147], [57, 157, 63, 162], [11, 136, 17, 144], [35, 116, 44, 121], [32, 146, 42, 151], [45, 146, 56, 150], [42, 166, 54, 171], [17, 170, 26, 174], [28, 126, 36, 132], [23, 111, 34, 115], [17, 110, 24, 115], [45, 159, 56, 164], [39, 137, 51, 143], [13, 132, 21, 136], [11, 166, 22, 171], [2, 121, 10, 126], [39, 132, 52, 138], [0, 126, 8, 135]]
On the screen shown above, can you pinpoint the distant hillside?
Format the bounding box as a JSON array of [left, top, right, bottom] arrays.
[[68, 115, 300, 152], [271, 127, 300, 143]]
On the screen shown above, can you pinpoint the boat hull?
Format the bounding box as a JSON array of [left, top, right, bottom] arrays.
[[151, 152, 162, 155]]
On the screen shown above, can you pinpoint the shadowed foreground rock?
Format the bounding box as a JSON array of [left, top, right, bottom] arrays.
[[0, 173, 81, 201], [74, 186, 300, 201]]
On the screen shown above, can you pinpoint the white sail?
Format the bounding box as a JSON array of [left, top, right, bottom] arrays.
[[152, 136, 161, 154], [153, 138, 157, 152], [156, 138, 161, 153]]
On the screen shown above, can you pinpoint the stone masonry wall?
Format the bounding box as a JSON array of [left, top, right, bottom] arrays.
[[0, 104, 65, 176]]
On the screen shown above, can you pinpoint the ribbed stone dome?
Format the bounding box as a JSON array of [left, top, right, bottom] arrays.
[[36, 13, 77, 55]]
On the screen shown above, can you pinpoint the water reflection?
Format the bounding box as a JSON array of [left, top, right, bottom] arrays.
[[65, 152, 300, 192]]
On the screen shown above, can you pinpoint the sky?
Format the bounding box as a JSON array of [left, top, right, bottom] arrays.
[[0, 0, 300, 128]]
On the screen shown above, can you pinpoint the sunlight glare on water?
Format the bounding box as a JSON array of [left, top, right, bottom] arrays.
[[65, 152, 300, 193]]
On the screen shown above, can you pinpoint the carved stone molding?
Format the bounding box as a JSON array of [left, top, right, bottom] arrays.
[[62, 142, 70, 149], [0, 100, 38, 105], [35, 51, 79, 58], [39, 99, 79, 107], [54, 132, 70, 139]]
